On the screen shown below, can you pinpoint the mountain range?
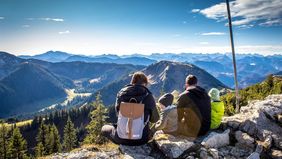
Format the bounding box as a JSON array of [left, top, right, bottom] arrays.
[[1, 50, 281, 118], [19, 51, 282, 88], [20, 51, 156, 66], [0, 52, 142, 118]]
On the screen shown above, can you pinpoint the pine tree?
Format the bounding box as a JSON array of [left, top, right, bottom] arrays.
[[47, 124, 61, 154], [7, 127, 28, 159], [265, 74, 274, 90], [63, 117, 77, 152], [35, 122, 48, 156], [45, 124, 52, 154], [84, 93, 107, 144], [0, 122, 9, 159], [35, 142, 44, 157]]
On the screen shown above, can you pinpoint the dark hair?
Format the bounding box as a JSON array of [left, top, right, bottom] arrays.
[[158, 93, 174, 107], [130, 72, 148, 85], [186, 74, 198, 86]]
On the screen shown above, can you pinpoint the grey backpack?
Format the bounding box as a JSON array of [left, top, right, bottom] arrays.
[[117, 97, 150, 140]]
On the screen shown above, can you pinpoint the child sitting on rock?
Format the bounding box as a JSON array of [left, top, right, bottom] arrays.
[[209, 88, 225, 129], [154, 93, 178, 134]]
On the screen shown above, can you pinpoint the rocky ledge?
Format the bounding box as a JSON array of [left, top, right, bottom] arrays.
[[48, 94, 282, 159]]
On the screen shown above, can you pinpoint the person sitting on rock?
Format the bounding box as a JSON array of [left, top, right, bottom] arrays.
[[101, 71, 159, 146], [154, 93, 178, 134], [176, 75, 211, 137], [209, 88, 225, 129]]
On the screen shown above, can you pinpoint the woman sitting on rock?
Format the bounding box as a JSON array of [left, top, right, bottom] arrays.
[[101, 72, 159, 146]]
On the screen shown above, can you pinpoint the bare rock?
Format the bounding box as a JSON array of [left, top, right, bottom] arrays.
[[227, 121, 240, 130], [229, 145, 253, 158], [154, 134, 195, 158], [198, 147, 213, 159], [277, 114, 282, 124], [257, 135, 272, 150], [201, 129, 230, 148], [119, 144, 152, 159], [208, 148, 219, 159], [235, 130, 255, 145], [48, 148, 121, 159], [123, 154, 154, 159], [272, 134, 282, 150], [270, 149, 282, 159], [246, 145, 263, 159], [95, 151, 120, 159], [49, 149, 95, 159]]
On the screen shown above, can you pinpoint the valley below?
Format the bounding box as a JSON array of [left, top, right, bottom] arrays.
[[0, 51, 281, 119]]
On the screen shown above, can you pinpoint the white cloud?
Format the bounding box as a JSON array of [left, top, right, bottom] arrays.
[[40, 18, 64, 22], [235, 45, 282, 54], [27, 17, 64, 22], [191, 9, 200, 13], [201, 32, 226, 36], [197, 0, 282, 27], [259, 19, 282, 26], [0, 17, 4, 20], [237, 24, 254, 29], [22, 25, 30, 28], [58, 30, 70, 34]]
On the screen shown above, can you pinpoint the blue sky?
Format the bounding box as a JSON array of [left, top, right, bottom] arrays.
[[0, 0, 281, 55]]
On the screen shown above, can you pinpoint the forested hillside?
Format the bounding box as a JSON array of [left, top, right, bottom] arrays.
[[222, 75, 282, 115]]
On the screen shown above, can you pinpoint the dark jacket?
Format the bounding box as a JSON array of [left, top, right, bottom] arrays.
[[177, 86, 211, 137], [115, 84, 159, 145]]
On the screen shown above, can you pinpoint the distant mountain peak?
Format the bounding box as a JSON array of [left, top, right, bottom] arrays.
[[44, 50, 71, 55], [93, 60, 227, 106], [0, 51, 24, 66]]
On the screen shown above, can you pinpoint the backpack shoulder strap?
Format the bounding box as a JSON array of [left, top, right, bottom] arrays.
[[144, 115, 150, 126], [140, 92, 150, 103]]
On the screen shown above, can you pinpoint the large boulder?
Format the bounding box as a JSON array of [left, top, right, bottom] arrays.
[[235, 130, 254, 145], [235, 130, 255, 149], [201, 129, 230, 148]]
